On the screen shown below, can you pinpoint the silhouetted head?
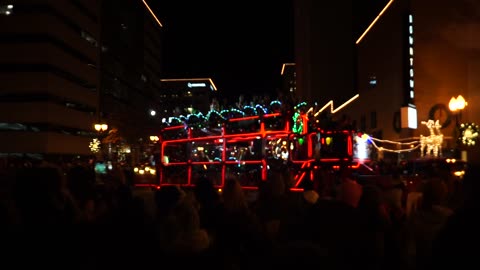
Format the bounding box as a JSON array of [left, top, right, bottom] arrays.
[[194, 177, 219, 206], [154, 185, 185, 216]]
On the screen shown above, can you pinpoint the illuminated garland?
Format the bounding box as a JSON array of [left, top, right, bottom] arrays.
[[458, 122, 479, 146], [292, 111, 303, 134], [163, 101, 283, 127], [89, 138, 100, 153]]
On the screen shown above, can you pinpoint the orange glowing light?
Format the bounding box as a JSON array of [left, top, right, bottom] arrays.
[[142, 0, 163, 28], [356, 0, 395, 44], [281, 63, 295, 75], [314, 94, 360, 116]]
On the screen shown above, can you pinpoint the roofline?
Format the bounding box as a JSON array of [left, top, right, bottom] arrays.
[[160, 78, 218, 91], [356, 0, 395, 45], [142, 0, 163, 28], [280, 63, 295, 75]]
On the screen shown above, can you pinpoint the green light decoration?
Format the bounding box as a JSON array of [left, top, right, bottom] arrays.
[[292, 111, 303, 134], [298, 137, 305, 145], [458, 122, 479, 146]]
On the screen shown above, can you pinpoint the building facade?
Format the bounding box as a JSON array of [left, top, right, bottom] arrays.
[[279, 63, 297, 103], [159, 78, 218, 117], [0, 0, 165, 162], [345, 0, 480, 164], [294, 0, 357, 107], [100, 0, 164, 141], [0, 0, 99, 159]]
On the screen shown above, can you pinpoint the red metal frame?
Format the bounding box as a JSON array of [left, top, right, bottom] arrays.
[[145, 113, 357, 191]]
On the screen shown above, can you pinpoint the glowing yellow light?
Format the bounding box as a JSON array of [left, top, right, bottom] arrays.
[[134, 167, 139, 172], [94, 123, 108, 132], [150, 169, 156, 175], [314, 94, 360, 116], [449, 95, 468, 112], [145, 166, 150, 171], [356, 0, 395, 45], [281, 63, 295, 75], [142, 0, 163, 28], [326, 137, 332, 145], [139, 169, 145, 175], [89, 138, 100, 153], [419, 119, 443, 157]]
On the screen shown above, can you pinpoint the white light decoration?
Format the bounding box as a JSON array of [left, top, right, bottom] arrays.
[[407, 14, 415, 104], [89, 138, 101, 153], [419, 119, 443, 157], [369, 137, 420, 154], [354, 133, 371, 160], [459, 123, 479, 146], [187, 82, 206, 88]]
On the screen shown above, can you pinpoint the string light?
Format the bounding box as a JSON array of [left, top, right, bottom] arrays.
[[89, 138, 101, 153], [459, 122, 479, 146]]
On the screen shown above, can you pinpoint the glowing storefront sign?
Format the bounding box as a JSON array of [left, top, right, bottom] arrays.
[[187, 82, 207, 88]]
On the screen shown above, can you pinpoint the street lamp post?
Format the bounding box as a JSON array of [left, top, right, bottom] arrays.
[[448, 95, 467, 125], [94, 123, 108, 132], [448, 95, 468, 159], [93, 123, 109, 160]]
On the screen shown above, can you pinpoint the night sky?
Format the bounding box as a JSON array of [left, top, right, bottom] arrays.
[[153, 0, 389, 101]]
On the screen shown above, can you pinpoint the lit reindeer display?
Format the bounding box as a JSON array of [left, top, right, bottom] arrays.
[[419, 119, 443, 157]]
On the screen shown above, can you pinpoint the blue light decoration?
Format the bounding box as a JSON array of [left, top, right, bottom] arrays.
[[205, 109, 225, 128], [243, 105, 257, 116], [161, 100, 289, 133], [270, 100, 282, 113]]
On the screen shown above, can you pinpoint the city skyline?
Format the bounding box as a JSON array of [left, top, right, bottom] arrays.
[[153, 0, 390, 99]]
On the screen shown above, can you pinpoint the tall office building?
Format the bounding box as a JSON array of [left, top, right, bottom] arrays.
[[279, 63, 297, 103], [100, 0, 164, 141], [0, 0, 164, 162], [294, 0, 356, 107], [0, 0, 99, 160]]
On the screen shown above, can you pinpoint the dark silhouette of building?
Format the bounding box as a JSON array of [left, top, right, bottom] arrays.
[[159, 78, 218, 117], [294, 0, 356, 107], [279, 63, 297, 103], [0, 0, 164, 161]]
